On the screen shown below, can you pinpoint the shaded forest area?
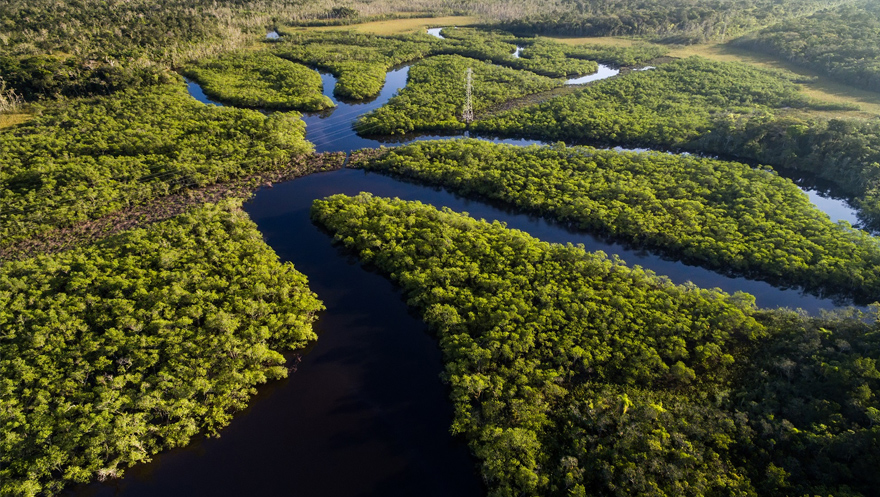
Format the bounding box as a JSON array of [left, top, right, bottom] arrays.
[[495, 0, 856, 43], [313, 193, 880, 497], [733, 1, 880, 93]]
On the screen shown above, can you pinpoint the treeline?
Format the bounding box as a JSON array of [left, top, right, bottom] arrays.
[[494, 0, 856, 44], [0, 84, 312, 245], [355, 55, 562, 135], [472, 57, 880, 228], [1, 200, 323, 496], [311, 192, 880, 496], [182, 50, 334, 111], [0, 56, 177, 101], [733, 2, 880, 93], [352, 140, 880, 304], [0, 0, 358, 100]]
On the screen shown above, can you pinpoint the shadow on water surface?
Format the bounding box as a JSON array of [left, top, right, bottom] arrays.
[[69, 170, 484, 497], [82, 42, 873, 497]]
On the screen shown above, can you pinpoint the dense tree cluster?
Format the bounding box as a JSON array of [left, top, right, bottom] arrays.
[[274, 31, 439, 100], [353, 140, 880, 304], [272, 28, 659, 103], [182, 51, 334, 111], [471, 57, 880, 226], [0, 84, 312, 245], [549, 41, 667, 67], [355, 55, 562, 135], [435, 28, 599, 78], [697, 114, 880, 230], [0, 0, 313, 98], [734, 1, 880, 93], [477, 57, 835, 145], [0, 56, 176, 101], [312, 193, 880, 496], [312, 192, 763, 495], [495, 0, 856, 44], [0, 200, 323, 496]]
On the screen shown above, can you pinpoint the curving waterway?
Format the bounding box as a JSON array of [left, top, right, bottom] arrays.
[[73, 46, 869, 496]]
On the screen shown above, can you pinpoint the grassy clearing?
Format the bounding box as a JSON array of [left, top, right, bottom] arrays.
[[667, 43, 880, 117], [545, 36, 643, 48], [298, 15, 481, 35], [0, 113, 31, 129], [546, 35, 880, 118]]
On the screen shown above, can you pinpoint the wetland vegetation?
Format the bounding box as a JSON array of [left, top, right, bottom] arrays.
[[2, 1, 880, 495], [312, 193, 880, 497], [0, 201, 322, 496], [351, 140, 880, 303], [182, 51, 334, 110], [0, 84, 312, 246]]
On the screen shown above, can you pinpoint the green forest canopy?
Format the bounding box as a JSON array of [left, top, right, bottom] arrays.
[[352, 139, 880, 304], [312, 192, 880, 497], [0, 200, 323, 496], [355, 55, 564, 135], [0, 83, 312, 245], [733, 1, 880, 93], [182, 50, 334, 111], [473, 57, 880, 229]]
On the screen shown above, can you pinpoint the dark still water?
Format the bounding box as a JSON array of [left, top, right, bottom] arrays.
[[75, 166, 847, 495], [71, 175, 485, 497], [81, 50, 870, 497]]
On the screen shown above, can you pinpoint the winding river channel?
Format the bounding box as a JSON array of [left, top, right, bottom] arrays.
[[74, 45, 868, 496]]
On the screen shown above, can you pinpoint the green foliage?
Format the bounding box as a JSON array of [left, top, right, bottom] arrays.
[[436, 28, 599, 78], [475, 56, 880, 226], [272, 29, 642, 102], [739, 308, 880, 496], [495, 0, 855, 44], [546, 40, 668, 67], [0, 0, 289, 98], [0, 84, 312, 245], [477, 57, 825, 146], [274, 31, 439, 100], [355, 55, 562, 135], [312, 193, 880, 496], [0, 55, 176, 100], [734, 2, 880, 93], [311, 193, 765, 495], [696, 114, 880, 230], [182, 50, 333, 111], [0, 200, 323, 496], [353, 140, 880, 303]]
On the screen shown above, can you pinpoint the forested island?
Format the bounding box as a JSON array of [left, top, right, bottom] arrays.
[[2, 0, 879, 495]]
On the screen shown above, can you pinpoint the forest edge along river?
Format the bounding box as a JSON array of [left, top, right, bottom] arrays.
[[71, 32, 872, 496]]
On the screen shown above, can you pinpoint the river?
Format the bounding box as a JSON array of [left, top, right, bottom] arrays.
[[72, 41, 869, 497]]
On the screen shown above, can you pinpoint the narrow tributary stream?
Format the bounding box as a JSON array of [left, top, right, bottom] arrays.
[[74, 38, 869, 497]]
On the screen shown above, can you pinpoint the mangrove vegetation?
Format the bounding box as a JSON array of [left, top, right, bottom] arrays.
[[352, 140, 880, 304], [0, 84, 312, 246], [312, 192, 880, 497], [0, 200, 323, 496], [182, 51, 334, 111]]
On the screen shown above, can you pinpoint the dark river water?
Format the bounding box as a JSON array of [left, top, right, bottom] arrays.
[[73, 46, 871, 496]]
